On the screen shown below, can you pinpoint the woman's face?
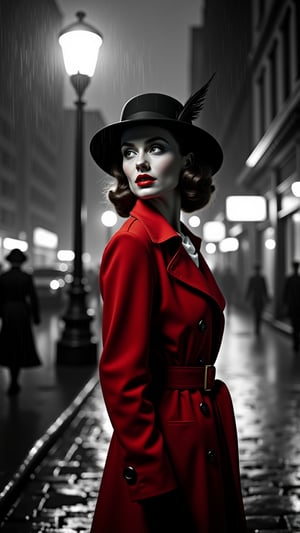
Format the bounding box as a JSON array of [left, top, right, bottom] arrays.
[[121, 125, 187, 200]]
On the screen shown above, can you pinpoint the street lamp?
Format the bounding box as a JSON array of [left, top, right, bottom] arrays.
[[101, 210, 118, 243], [203, 221, 226, 242], [56, 12, 103, 365]]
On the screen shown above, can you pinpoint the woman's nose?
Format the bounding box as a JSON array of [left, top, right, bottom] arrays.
[[136, 155, 150, 171]]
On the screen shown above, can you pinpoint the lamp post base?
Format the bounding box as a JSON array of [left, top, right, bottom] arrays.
[[56, 282, 98, 366]]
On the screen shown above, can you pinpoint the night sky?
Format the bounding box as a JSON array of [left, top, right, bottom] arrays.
[[56, 0, 202, 122]]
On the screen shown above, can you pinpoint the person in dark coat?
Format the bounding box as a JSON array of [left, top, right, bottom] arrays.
[[221, 266, 237, 313], [89, 84, 247, 532], [0, 248, 41, 395], [283, 261, 300, 351], [246, 264, 269, 336]]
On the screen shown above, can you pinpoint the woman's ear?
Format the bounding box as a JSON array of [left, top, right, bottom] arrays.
[[183, 152, 194, 169]]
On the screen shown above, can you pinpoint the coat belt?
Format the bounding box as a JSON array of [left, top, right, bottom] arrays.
[[165, 365, 216, 392]]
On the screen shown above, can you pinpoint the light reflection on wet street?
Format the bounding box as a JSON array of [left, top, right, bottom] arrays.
[[218, 310, 300, 531]]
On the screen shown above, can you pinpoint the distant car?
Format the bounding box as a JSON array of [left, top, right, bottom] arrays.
[[32, 267, 72, 299]]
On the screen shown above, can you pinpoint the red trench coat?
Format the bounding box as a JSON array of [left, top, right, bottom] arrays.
[[91, 200, 247, 532]]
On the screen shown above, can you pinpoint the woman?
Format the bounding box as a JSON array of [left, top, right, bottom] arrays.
[[89, 83, 247, 532], [0, 248, 41, 395]]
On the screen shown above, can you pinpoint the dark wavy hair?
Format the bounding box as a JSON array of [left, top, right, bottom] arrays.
[[107, 138, 215, 218]]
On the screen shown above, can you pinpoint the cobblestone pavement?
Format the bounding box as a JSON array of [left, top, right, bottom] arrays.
[[1, 309, 300, 532]]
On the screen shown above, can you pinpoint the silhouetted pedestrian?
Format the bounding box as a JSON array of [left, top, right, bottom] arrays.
[[283, 261, 300, 351], [0, 249, 41, 395], [222, 266, 236, 313], [246, 264, 269, 335]]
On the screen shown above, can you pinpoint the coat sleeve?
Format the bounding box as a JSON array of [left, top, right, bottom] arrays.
[[99, 231, 177, 502]]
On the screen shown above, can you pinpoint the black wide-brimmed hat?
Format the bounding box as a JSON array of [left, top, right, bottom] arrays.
[[90, 76, 223, 176], [5, 248, 27, 264]]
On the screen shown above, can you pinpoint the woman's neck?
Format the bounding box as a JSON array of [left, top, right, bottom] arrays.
[[148, 191, 181, 232]]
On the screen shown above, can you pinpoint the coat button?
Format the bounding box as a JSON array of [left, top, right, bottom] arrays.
[[123, 466, 137, 485], [198, 319, 207, 332], [198, 358, 205, 366], [207, 450, 216, 464], [200, 402, 209, 415]]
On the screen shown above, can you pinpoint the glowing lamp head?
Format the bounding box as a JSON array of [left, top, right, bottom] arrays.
[[59, 12, 103, 77]]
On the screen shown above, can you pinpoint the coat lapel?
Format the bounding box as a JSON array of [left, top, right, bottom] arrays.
[[167, 244, 225, 310], [130, 200, 225, 311]]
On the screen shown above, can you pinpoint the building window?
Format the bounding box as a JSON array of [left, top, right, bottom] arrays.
[[269, 41, 278, 121], [295, 0, 300, 80], [0, 207, 15, 228], [284, 211, 300, 269], [255, 0, 265, 31], [292, 212, 300, 260], [0, 116, 14, 142], [33, 133, 56, 168], [30, 185, 55, 211], [280, 7, 292, 101], [0, 178, 15, 199], [0, 146, 16, 171], [31, 157, 55, 190], [257, 68, 266, 136]]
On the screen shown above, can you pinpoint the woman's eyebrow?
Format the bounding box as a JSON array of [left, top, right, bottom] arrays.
[[121, 141, 135, 148], [121, 137, 169, 149], [145, 137, 168, 145]]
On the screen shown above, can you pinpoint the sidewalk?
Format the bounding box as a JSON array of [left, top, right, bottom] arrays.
[[0, 296, 101, 518], [0, 381, 109, 532], [0, 363, 98, 516]]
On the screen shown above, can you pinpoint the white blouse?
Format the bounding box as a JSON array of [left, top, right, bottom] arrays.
[[179, 232, 199, 268]]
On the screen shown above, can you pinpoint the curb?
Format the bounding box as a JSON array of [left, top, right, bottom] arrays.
[[0, 374, 99, 521]]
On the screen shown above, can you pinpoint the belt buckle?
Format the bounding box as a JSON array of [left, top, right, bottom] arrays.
[[204, 365, 214, 392]]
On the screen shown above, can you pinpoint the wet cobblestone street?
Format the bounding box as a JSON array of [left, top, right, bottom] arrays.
[[1, 309, 300, 532], [0, 387, 109, 532]]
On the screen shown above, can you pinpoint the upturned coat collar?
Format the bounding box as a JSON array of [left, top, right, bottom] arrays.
[[129, 200, 225, 311], [130, 199, 201, 249]]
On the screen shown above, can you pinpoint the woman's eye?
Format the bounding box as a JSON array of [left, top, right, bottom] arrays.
[[150, 144, 163, 154], [149, 144, 165, 154], [122, 148, 136, 159]]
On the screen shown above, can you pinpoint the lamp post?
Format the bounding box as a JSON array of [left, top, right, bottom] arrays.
[[56, 12, 103, 365]]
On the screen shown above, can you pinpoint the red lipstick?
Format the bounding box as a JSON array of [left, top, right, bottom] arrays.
[[135, 174, 156, 187]]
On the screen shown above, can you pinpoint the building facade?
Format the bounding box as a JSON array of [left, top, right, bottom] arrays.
[[0, 0, 63, 266], [190, 0, 300, 325]]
